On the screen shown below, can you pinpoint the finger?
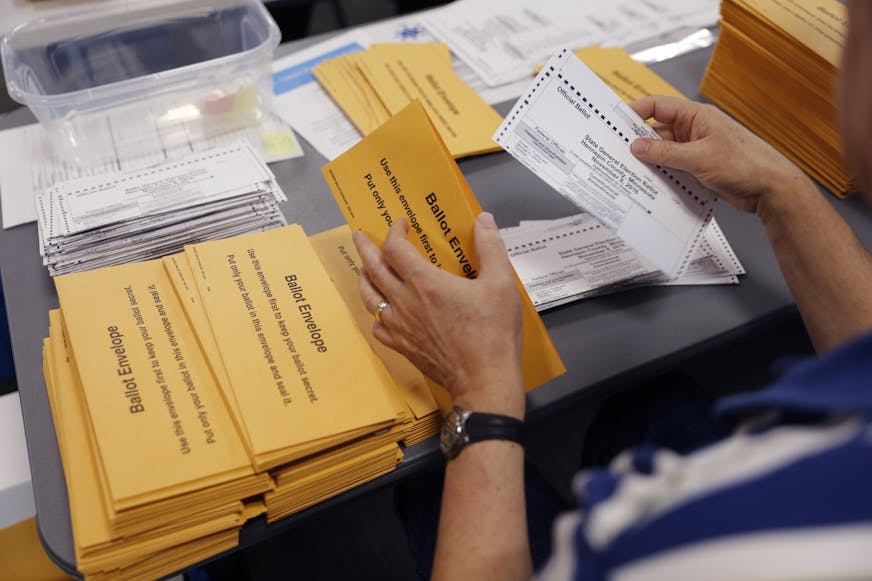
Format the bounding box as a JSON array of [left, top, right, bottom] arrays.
[[357, 267, 387, 315], [630, 136, 708, 176], [629, 94, 694, 125], [371, 322, 403, 351], [352, 228, 405, 299], [650, 122, 676, 142], [472, 212, 514, 281], [380, 218, 435, 282]]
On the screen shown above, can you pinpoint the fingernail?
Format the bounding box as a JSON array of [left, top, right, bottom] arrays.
[[630, 139, 650, 156], [478, 212, 497, 229]]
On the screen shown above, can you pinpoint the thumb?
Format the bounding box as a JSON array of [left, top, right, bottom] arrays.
[[473, 212, 513, 280], [630, 137, 703, 175]]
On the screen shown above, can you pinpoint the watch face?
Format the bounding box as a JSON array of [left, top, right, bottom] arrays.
[[440, 408, 467, 459]]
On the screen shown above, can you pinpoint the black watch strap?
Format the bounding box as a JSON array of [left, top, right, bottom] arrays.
[[465, 411, 525, 446]]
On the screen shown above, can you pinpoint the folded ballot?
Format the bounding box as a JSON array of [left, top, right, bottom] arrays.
[[36, 141, 287, 275], [503, 46, 744, 309], [495, 48, 717, 279], [314, 43, 504, 158]]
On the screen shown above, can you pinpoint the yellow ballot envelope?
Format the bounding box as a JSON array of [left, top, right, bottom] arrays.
[[322, 100, 565, 411], [315, 43, 503, 159], [574, 46, 684, 101]]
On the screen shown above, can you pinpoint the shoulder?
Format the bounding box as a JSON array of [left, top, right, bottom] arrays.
[[539, 415, 872, 581]]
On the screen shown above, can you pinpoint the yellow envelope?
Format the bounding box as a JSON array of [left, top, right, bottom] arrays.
[[574, 46, 684, 101], [309, 225, 440, 422], [322, 100, 565, 412], [54, 260, 256, 510], [354, 43, 503, 158], [183, 225, 405, 470], [314, 52, 392, 135], [731, 0, 845, 67]]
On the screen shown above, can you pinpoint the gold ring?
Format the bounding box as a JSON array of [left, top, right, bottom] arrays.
[[375, 300, 389, 323]]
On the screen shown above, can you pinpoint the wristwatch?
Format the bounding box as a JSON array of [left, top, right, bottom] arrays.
[[440, 405, 525, 460]]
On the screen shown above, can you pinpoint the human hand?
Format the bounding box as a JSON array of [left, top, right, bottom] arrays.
[[351, 213, 525, 418], [629, 95, 811, 214]]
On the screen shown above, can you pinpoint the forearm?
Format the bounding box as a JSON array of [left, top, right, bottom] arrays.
[[758, 173, 872, 351], [432, 374, 532, 581], [432, 440, 531, 581]]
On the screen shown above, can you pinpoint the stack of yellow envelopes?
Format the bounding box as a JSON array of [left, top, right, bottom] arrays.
[[314, 43, 504, 158], [46, 259, 274, 581], [700, 0, 854, 197], [44, 226, 416, 579]]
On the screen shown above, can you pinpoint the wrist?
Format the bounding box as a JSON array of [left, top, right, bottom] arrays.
[[449, 370, 525, 420], [756, 168, 816, 226]]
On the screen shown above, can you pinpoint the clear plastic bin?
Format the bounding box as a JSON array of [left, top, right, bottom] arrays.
[[1, 0, 280, 165]]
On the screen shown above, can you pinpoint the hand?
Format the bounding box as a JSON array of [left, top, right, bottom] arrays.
[[352, 213, 525, 417], [629, 95, 811, 214]]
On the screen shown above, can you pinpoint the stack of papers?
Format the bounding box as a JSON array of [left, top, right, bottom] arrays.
[[313, 43, 504, 158], [35, 141, 288, 275], [422, 0, 720, 87], [503, 213, 744, 310], [46, 264, 272, 580], [0, 111, 303, 230], [700, 0, 853, 197]]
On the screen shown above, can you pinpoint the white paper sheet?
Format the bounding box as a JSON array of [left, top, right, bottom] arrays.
[[359, 16, 531, 105], [422, 0, 719, 87], [0, 112, 301, 230], [494, 49, 716, 277], [271, 32, 370, 162], [36, 141, 287, 275], [504, 214, 744, 310]]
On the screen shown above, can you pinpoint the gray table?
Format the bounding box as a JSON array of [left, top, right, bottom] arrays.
[[2, 36, 871, 577]]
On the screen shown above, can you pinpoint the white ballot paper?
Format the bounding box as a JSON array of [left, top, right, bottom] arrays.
[[494, 49, 717, 278], [502, 214, 744, 310], [36, 141, 286, 275], [0, 111, 301, 230]]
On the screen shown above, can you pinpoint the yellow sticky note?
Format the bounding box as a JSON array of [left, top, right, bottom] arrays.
[[260, 131, 303, 158], [322, 101, 565, 412]]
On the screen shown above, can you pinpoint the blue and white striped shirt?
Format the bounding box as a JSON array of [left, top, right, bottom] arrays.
[[540, 332, 872, 580]]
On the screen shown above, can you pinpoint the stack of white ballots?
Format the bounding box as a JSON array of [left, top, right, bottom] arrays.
[[36, 141, 287, 275], [502, 213, 745, 311]]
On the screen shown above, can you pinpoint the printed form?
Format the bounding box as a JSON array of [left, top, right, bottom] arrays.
[[494, 49, 717, 278], [423, 0, 719, 87], [502, 214, 744, 311], [0, 112, 301, 230]]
